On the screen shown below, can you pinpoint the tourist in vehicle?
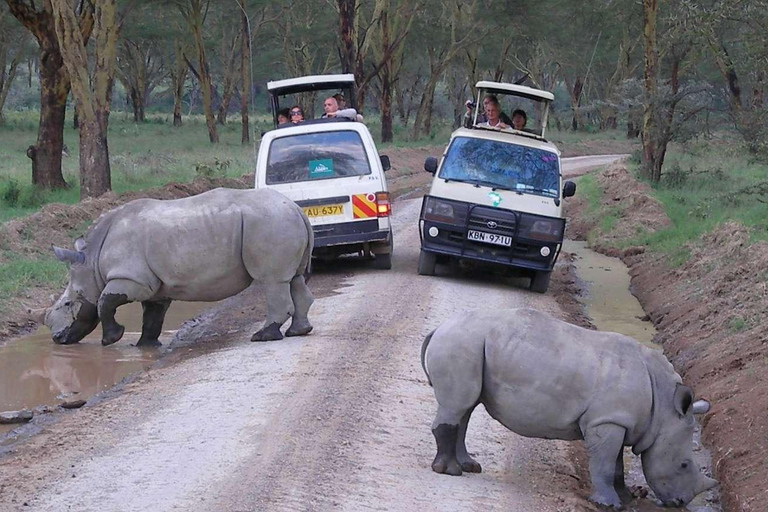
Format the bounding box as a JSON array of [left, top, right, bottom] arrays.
[[464, 94, 512, 127], [289, 105, 304, 123], [512, 109, 527, 131], [277, 107, 291, 125], [477, 99, 510, 129], [333, 93, 346, 109], [322, 96, 360, 121]]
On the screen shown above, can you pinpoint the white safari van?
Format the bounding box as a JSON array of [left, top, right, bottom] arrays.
[[254, 74, 394, 269], [418, 81, 576, 293]]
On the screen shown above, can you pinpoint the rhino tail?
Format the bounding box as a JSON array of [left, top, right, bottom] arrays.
[[421, 329, 436, 386], [299, 208, 314, 283]]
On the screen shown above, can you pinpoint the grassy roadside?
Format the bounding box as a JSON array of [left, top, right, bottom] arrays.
[[577, 139, 768, 264]]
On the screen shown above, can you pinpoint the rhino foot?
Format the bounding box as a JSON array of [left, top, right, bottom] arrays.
[[285, 320, 313, 337], [251, 322, 284, 342], [432, 456, 462, 476], [588, 491, 623, 510], [136, 338, 162, 348], [459, 458, 482, 473], [101, 324, 125, 346]]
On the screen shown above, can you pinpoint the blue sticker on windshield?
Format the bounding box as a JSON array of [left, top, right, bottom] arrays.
[[309, 159, 334, 178], [488, 191, 502, 207]]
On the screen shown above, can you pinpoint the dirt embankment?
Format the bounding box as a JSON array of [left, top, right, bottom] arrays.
[[566, 164, 768, 512]]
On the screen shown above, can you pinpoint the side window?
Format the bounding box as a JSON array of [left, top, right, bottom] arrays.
[[266, 131, 371, 184]]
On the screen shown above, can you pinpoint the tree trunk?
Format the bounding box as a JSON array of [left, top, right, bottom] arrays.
[[640, 0, 658, 181], [31, 39, 69, 189], [412, 73, 440, 139], [172, 40, 186, 127], [78, 114, 111, 198], [240, 2, 250, 145], [338, 0, 356, 74], [379, 62, 393, 143]]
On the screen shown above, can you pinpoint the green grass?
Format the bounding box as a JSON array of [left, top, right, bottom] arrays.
[[578, 137, 768, 265], [0, 252, 67, 310], [574, 173, 621, 243]]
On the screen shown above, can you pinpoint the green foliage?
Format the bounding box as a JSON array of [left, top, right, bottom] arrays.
[[0, 253, 67, 303], [728, 315, 748, 333], [195, 157, 232, 179]]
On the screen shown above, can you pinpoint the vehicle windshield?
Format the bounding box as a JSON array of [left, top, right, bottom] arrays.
[[266, 130, 371, 184], [438, 137, 560, 198]]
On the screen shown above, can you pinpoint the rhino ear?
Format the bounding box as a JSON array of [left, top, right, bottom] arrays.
[[52, 245, 85, 265], [74, 237, 87, 252], [692, 399, 710, 415], [673, 383, 694, 416]]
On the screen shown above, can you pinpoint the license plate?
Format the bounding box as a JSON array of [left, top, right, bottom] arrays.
[[467, 230, 512, 247], [303, 204, 344, 218]]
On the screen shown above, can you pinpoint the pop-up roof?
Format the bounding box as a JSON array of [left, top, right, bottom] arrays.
[[471, 81, 554, 139], [267, 74, 357, 127]]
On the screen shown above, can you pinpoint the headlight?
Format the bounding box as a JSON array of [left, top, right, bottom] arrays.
[[423, 197, 467, 225], [519, 215, 564, 242]]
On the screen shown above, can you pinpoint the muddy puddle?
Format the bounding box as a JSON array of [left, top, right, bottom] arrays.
[[565, 240, 719, 512], [1, 301, 212, 438], [565, 240, 656, 347]]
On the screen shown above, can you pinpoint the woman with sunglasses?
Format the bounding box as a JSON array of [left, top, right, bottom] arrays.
[[289, 105, 304, 123]]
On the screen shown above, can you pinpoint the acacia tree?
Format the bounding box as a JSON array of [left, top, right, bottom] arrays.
[[4, 0, 94, 190], [0, 9, 27, 123], [176, 0, 218, 143], [51, 0, 123, 198], [117, 38, 164, 123]]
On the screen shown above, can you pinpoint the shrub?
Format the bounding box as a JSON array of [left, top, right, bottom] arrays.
[[2, 179, 21, 206]]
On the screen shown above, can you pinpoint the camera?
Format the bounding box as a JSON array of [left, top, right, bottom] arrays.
[[465, 100, 476, 108]]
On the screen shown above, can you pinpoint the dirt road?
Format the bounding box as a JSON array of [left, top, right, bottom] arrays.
[[0, 156, 625, 512]]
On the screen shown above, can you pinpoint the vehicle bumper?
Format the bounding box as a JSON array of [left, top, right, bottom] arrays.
[[313, 219, 390, 248], [419, 201, 563, 272]]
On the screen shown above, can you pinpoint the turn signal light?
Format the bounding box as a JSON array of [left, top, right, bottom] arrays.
[[376, 191, 391, 217]]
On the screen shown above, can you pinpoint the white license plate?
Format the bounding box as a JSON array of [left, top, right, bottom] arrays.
[[467, 230, 512, 247]]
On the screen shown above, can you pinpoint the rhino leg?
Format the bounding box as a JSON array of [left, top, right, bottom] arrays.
[[614, 449, 633, 504], [456, 405, 482, 473], [99, 279, 153, 346], [285, 275, 314, 337], [251, 280, 293, 342], [431, 421, 463, 476], [584, 424, 626, 509], [137, 299, 172, 347]]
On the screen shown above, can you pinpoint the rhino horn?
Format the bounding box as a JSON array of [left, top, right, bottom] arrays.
[[27, 307, 48, 323], [52, 245, 85, 265], [692, 399, 710, 415]]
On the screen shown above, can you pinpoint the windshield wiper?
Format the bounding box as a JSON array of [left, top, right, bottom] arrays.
[[450, 178, 514, 191]]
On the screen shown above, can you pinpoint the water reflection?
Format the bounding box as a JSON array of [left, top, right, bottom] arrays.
[[0, 301, 212, 436]]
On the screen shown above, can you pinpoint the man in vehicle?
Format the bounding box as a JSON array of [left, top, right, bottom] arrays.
[[464, 94, 512, 127], [289, 105, 304, 123], [477, 99, 510, 129], [322, 95, 363, 122]]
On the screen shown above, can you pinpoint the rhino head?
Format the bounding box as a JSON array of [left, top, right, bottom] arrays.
[[45, 239, 100, 345], [640, 383, 718, 507]]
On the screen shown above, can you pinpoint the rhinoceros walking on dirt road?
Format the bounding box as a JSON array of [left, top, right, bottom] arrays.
[[45, 188, 314, 346], [421, 308, 717, 509]]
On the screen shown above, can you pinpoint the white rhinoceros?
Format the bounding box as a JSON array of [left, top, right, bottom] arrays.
[[421, 308, 717, 509], [45, 188, 314, 346]]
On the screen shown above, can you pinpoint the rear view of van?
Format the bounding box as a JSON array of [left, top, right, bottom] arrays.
[[255, 121, 393, 269]]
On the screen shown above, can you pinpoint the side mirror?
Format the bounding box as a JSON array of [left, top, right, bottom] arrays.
[[563, 180, 576, 198], [424, 156, 438, 175], [380, 155, 391, 172]]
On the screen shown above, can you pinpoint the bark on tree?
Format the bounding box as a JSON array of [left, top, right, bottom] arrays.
[[177, 0, 218, 143], [640, 0, 659, 181], [216, 31, 241, 125], [0, 43, 22, 123], [240, 1, 250, 144], [171, 39, 187, 127], [51, 0, 120, 199], [4, 0, 93, 190]]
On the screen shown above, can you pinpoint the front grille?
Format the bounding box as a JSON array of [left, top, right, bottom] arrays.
[[467, 207, 516, 236]]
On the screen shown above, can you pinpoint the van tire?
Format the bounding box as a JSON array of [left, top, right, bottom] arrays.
[[372, 252, 392, 270], [418, 250, 437, 276], [529, 270, 551, 294]]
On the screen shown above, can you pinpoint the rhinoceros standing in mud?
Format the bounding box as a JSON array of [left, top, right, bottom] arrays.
[[45, 188, 314, 346], [421, 308, 717, 509]]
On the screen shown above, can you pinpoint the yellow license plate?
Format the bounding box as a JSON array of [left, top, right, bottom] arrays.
[[303, 204, 344, 218]]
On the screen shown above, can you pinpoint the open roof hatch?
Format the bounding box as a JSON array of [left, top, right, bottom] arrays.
[[469, 81, 554, 139], [266, 74, 357, 128]]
